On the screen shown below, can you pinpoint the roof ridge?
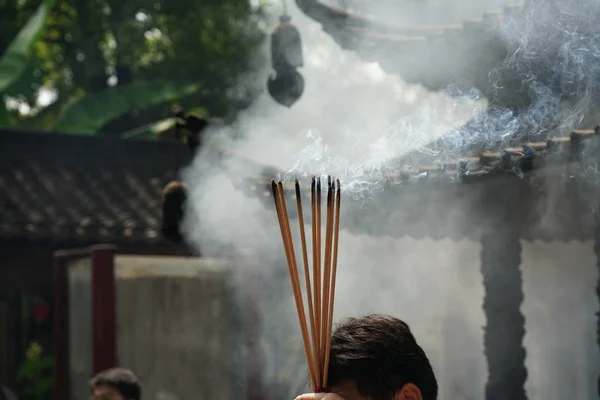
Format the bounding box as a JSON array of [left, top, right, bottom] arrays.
[[296, 0, 524, 37]]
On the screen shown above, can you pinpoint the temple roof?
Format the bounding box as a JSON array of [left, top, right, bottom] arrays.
[[295, 0, 521, 97], [0, 129, 191, 246], [245, 128, 599, 191], [237, 124, 600, 240]]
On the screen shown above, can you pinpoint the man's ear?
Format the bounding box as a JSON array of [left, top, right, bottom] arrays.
[[394, 383, 423, 400]]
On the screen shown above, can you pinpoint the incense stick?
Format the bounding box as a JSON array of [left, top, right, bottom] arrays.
[[272, 181, 317, 388], [271, 176, 342, 393], [321, 178, 334, 371], [315, 177, 322, 385], [296, 180, 320, 381], [323, 179, 341, 387]]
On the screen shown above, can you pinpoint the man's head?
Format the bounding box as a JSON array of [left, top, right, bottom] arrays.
[[89, 368, 141, 400], [327, 314, 438, 400]]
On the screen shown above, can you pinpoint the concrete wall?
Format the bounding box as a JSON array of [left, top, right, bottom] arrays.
[[67, 257, 93, 400], [522, 240, 599, 400], [114, 256, 235, 400]]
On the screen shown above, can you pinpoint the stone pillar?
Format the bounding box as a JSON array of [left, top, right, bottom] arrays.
[[481, 225, 528, 400]]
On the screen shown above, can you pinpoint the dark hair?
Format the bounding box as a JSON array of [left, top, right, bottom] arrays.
[[327, 314, 438, 400], [90, 368, 141, 400]]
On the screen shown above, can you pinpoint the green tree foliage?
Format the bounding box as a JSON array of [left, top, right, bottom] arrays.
[[16, 342, 54, 400], [0, 0, 52, 125], [1, 0, 266, 136]]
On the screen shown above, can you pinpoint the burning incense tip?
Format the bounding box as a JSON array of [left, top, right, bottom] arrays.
[[270, 180, 277, 192]]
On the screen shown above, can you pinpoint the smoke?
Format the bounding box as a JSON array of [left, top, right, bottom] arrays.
[[181, 0, 600, 398]]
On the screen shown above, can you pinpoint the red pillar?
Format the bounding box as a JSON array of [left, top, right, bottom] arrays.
[[91, 245, 117, 374], [53, 253, 69, 400]]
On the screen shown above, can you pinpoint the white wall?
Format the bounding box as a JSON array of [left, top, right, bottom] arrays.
[[263, 234, 488, 399], [522, 240, 600, 400], [264, 235, 600, 400]]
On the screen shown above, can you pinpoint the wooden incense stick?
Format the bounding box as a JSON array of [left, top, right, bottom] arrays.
[[310, 177, 322, 384], [323, 179, 341, 387], [295, 180, 320, 381], [272, 181, 317, 388], [271, 176, 342, 393], [314, 177, 322, 383], [321, 178, 334, 369]]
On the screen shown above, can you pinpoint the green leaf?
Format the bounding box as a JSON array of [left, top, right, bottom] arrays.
[[17, 355, 53, 379], [18, 93, 81, 130], [187, 107, 209, 117], [0, 0, 53, 93], [54, 82, 202, 134], [0, 101, 12, 127], [3, 60, 45, 100], [121, 117, 178, 140]]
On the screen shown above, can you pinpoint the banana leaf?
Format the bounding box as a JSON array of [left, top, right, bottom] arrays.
[[53, 82, 201, 134], [0, 103, 11, 127], [0, 0, 52, 93], [3, 60, 45, 100], [187, 107, 209, 117], [120, 106, 210, 140], [121, 117, 178, 140], [19, 93, 81, 130]]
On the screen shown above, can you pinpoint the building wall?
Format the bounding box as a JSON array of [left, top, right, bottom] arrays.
[[0, 250, 53, 292], [262, 235, 600, 400], [260, 235, 488, 399], [67, 258, 93, 400], [113, 255, 236, 400], [522, 240, 599, 400]]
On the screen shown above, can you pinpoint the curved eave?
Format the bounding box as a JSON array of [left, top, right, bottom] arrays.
[[295, 0, 520, 92], [231, 127, 599, 197], [295, 0, 523, 37], [230, 126, 599, 240], [241, 168, 597, 241], [295, 0, 467, 36]]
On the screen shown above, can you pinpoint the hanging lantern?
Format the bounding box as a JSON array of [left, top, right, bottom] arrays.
[[268, 11, 305, 107], [267, 70, 305, 108], [271, 15, 303, 73]]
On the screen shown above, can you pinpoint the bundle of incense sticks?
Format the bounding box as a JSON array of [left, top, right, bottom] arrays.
[[271, 176, 342, 392]]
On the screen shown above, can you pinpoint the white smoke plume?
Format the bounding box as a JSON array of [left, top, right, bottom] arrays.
[[181, 0, 600, 398]]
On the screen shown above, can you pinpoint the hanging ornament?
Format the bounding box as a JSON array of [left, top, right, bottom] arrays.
[[271, 15, 304, 73], [267, 70, 305, 108], [267, 1, 305, 107]]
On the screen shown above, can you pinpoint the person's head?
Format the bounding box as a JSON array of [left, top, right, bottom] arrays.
[[327, 314, 438, 400], [89, 367, 141, 400]]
